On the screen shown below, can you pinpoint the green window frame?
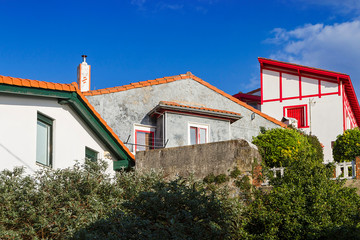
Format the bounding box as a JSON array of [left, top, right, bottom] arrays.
[[85, 147, 98, 162], [36, 113, 53, 167]]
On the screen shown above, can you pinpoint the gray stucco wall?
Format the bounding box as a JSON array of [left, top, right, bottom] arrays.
[[165, 112, 230, 148], [86, 78, 281, 151]]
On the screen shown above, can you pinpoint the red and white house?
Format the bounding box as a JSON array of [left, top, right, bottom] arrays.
[[256, 58, 360, 162]]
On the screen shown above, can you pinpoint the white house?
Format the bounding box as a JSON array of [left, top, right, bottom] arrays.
[[0, 75, 134, 174], [250, 58, 360, 162]]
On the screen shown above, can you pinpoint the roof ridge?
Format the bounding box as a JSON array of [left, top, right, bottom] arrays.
[[83, 73, 191, 96], [0, 74, 135, 161], [83, 72, 286, 127], [258, 57, 349, 76], [0, 75, 77, 91]]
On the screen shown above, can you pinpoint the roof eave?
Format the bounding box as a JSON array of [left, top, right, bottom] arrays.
[[149, 104, 242, 123]]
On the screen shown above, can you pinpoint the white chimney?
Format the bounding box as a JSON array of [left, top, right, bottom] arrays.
[[77, 55, 91, 92]]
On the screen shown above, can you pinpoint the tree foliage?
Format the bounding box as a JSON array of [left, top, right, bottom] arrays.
[[240, 158, 360, 239], [333, 128, 360, 162], [0, 160, 163, 240], [252, 128, 318, 167], [75, 179, 234, 240]]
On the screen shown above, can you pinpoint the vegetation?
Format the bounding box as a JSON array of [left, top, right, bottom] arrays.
[[333, 128, 360, 162], [252, 128, 317, 167], [240, 157, 360, 239], [1, 131, 360, 239]]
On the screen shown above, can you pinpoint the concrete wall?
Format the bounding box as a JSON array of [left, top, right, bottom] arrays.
[[86, 78, 281, 152], [135, 139, 262, 181], [261, 69, 343, 162], [0, 94, 115, 174]]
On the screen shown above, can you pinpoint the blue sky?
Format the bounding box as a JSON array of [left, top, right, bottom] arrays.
[[1, 0, 360, 96]]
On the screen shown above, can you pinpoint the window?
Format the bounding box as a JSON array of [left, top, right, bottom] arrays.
[[189, 123, 208, 145], [85, 147, 98, 162], [36, 113, 53, 166], [284, 105, 308, 128], [134, 125, 155, 152]]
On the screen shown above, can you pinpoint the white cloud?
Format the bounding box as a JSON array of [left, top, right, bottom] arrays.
[[267, 21, 360, 95], [294, 0, 360, 14]]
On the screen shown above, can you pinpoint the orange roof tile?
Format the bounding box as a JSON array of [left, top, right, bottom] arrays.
[[0, 75, 134, 161], [83, 73, 286, 127], [159, 101, 242, 116]]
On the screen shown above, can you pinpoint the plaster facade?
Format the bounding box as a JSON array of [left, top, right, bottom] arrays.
[[86, 77, 282, 153], [0, 94, 115, 174], [259, 58, 360, 162]]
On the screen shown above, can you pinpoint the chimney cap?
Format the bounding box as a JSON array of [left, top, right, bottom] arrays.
[[81, 55, 87, 62]]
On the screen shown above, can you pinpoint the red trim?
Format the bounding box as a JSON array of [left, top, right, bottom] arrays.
[[135, 129, 155, 152], [232, 92, 261, 102], [318, 80, 321, 98], [283, 104, 309, 128], [262, 92, 339, 103], [190, 126, 207, 144], [279, 72, 283, 102], [259, 57, 360, 127], [342, 84, 345, 132], [259, 58, 349, 79], [262, 66, 340, 84], [298, 70, 302, 100], [260, 67, 263, 105]]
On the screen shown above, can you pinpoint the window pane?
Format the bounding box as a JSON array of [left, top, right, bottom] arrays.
[[85, 147, 98, 162], [136, 132, 146, 151], [199, 128, 206, 144], [190, 127, 197, 145], [36, 120, 50, 165]]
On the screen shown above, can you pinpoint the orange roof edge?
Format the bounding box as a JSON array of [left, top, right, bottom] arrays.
[[0, 75, 134, 161]]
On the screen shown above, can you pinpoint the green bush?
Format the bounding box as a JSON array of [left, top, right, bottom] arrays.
[[240, 158, 360, 239], [305, 134, 324, 162], [252, 128, 317, 167], [333, 128, 360, 162], [75, 179, 235, 239], [0, 160, 163, 240]]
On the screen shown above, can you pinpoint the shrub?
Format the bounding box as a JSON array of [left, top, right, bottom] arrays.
[[333, 128, 360, 162], [0, 160, 163, 240], [75, 179, 235, 240], [252, 128, 317, 167], [305, 134, 324, 162], [241, 157, 360, 239]]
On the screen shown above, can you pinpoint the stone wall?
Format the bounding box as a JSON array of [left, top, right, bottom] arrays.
[[135, 139, 262, 184]]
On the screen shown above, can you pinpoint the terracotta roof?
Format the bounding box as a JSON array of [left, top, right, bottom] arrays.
[[0, 75, 135, 161], [159, 101, 242, 116], [84, 72, 287, 127], [150, 101, 242, 123], [259, 58, 360, 127]]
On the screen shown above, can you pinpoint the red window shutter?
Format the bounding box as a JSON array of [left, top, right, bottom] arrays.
[[287, 107, 305, 127]]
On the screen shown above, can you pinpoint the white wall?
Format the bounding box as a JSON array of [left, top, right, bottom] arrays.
[[0, 94, 115, 174], [261, 69, 343, 162]]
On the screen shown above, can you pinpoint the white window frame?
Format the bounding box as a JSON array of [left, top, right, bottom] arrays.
[[36, 112, 53, 167], [133, 124, 156, 153], [188, 122, 209, 145]]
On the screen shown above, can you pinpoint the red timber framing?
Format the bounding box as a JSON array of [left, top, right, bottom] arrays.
[[259, 57, 360, 130]]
